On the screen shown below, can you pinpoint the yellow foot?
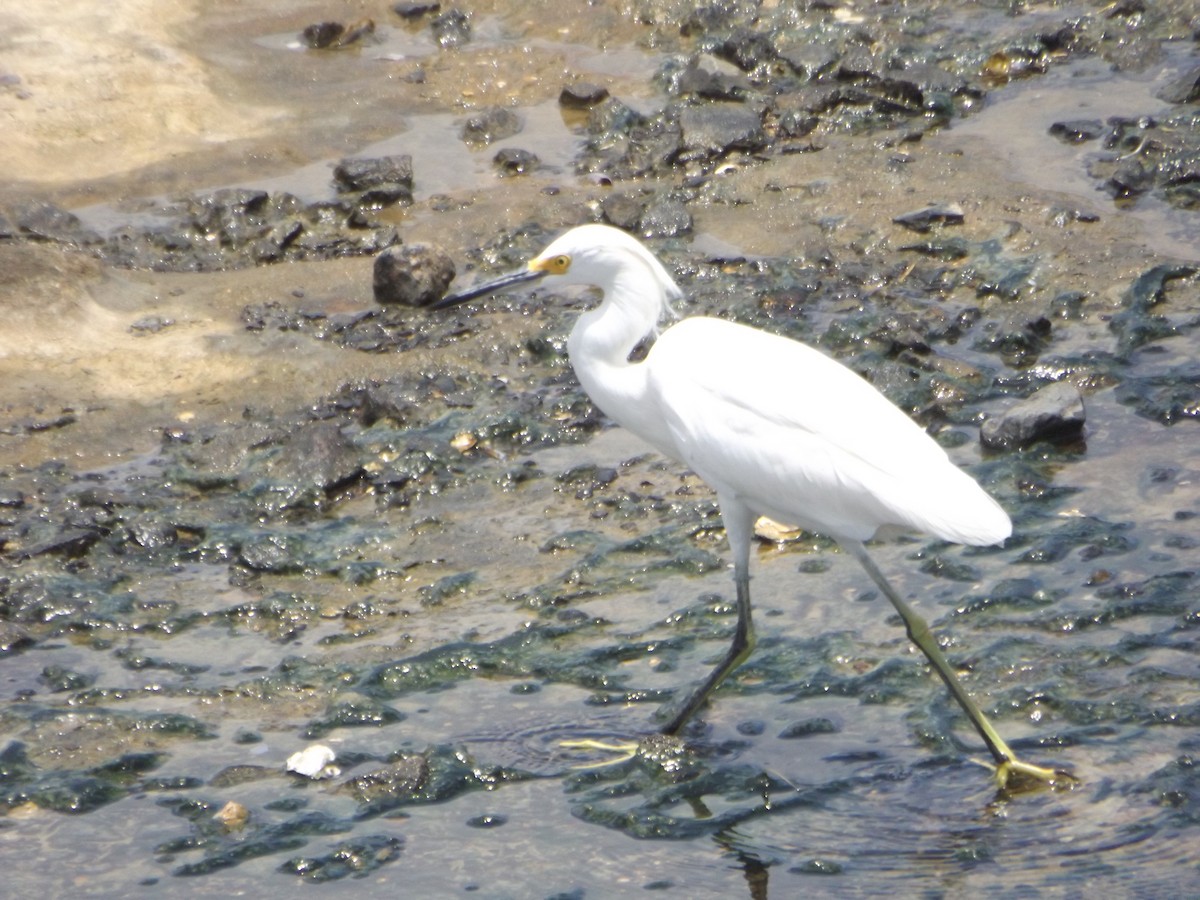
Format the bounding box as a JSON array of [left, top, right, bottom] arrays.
[[557, 738, 641, 769], [974, 756, 1079, 793]]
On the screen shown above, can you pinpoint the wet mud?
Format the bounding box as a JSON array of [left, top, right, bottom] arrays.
[[1, 0, 1198, 895]]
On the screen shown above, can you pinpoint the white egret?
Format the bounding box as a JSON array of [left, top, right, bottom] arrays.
[[433, 224, 1070, 789]]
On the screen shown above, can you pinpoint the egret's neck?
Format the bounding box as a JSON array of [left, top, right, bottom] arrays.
[[567, 279, 673, 453]]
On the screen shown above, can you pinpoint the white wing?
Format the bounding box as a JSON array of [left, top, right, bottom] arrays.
[[646, 317, 1011, 545]]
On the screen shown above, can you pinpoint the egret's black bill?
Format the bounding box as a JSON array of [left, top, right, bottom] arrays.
[[430, 268, 545, 309]]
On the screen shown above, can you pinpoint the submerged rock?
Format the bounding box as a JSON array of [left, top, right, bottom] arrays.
[[430, 8, 471, 48], [600, 191, 647, 230], [981, 382, 1086, 450], [892, 203, 965, 233], [638, 196, 692, 238], [493, 148, 539, 176], [10, 200, 101, 245], [303, 19, 375, 50], [1049, 119, 1105, 143], [393, 1, 439, 17], [559, 81, 609, 108], [280, 834, 404, 882], [302, 22, 346, 49], [1156, 64, 1200, 105], [460, 106, 522, 145], [337, 755, 429, 805]]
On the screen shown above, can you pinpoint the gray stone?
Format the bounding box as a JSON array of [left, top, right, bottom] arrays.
[[460, 106, 521, 145], [373, 242, 456, 306], [1156, 64, 1200, 104], [981, 382, 1086, 450], [678, 105, 766, 157], [334, 156, 414, 194]]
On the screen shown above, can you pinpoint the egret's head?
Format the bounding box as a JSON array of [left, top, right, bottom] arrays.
[[432, 224, 681, 321], [529, 224, 680, 296]]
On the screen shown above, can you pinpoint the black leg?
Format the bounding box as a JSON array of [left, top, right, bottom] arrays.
[[662, 558, 756, 736]]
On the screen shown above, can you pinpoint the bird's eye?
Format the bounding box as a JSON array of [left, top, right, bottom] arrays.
[[548, 254, 571, 274]]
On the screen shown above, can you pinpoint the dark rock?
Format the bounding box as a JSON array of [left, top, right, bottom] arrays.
[[242, 299, 317, 332], [392, 1, 439, 18], [373, 242, 456, 306], [192, 188, 271, 244], [1049, 119, 1105, 143], [279, 835, 405, 882], [779, 717, 838, 739], [579, 101, 687, 179], [40, 665, 94, 692], [12, 201, 101, 244], [208, 764, 277, 788], [1155, 64, 1200, 104], [638, 197, 692, 238], [837, 52, 882, 83], [889, 63, 971, 97], [431, 9, 471, 48], [892, 203, 964, 233], [773, 42, 837, 80], [305, 699, 406, 738], [337, 754, 429, 806], [125, 513, 178, 550], [718, 28, 778, 75], [665, 57, 752, 100], [679, 3, 750, 36], [326, 18, 372, 48], [238, 534, 301, 573], [775, 104, 819, 139], [677, 104, 766, 159], [12, 527, 102, 560], [559, 82, 609, 108], [1109, 263, 1198, 353], [975, 315, 1052, 367], [460, 107, 521, 145], [251, 218, 305, 262], [600, 192, 647, 230], [493, 148, 539, 176], [242, 421, 365, 512], [129, 315, 173, 334], [333, 155, 414, 200], [0, 621, 33, 654], [981, 382, 1086, 451], [587, 96, 645, 137], [358, 381, 419, 425], [393, 1, 440, 18], [1108, 158, 1156, 199], [2, 411, 76, 435], [302, 22, 345, 49]]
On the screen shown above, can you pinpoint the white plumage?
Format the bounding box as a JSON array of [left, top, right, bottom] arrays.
[[434, 223, 1067, 789]]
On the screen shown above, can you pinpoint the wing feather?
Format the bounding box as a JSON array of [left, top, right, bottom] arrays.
[[646, 317, 1010, 545]]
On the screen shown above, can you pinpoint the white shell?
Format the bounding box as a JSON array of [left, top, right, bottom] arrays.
[[286, 744, 340, 779]]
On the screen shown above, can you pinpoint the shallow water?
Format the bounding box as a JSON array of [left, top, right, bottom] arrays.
[[1, 1, 1199, 897]]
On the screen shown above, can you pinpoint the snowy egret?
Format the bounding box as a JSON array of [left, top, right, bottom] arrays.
[[434, 224, 1071, 789]]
